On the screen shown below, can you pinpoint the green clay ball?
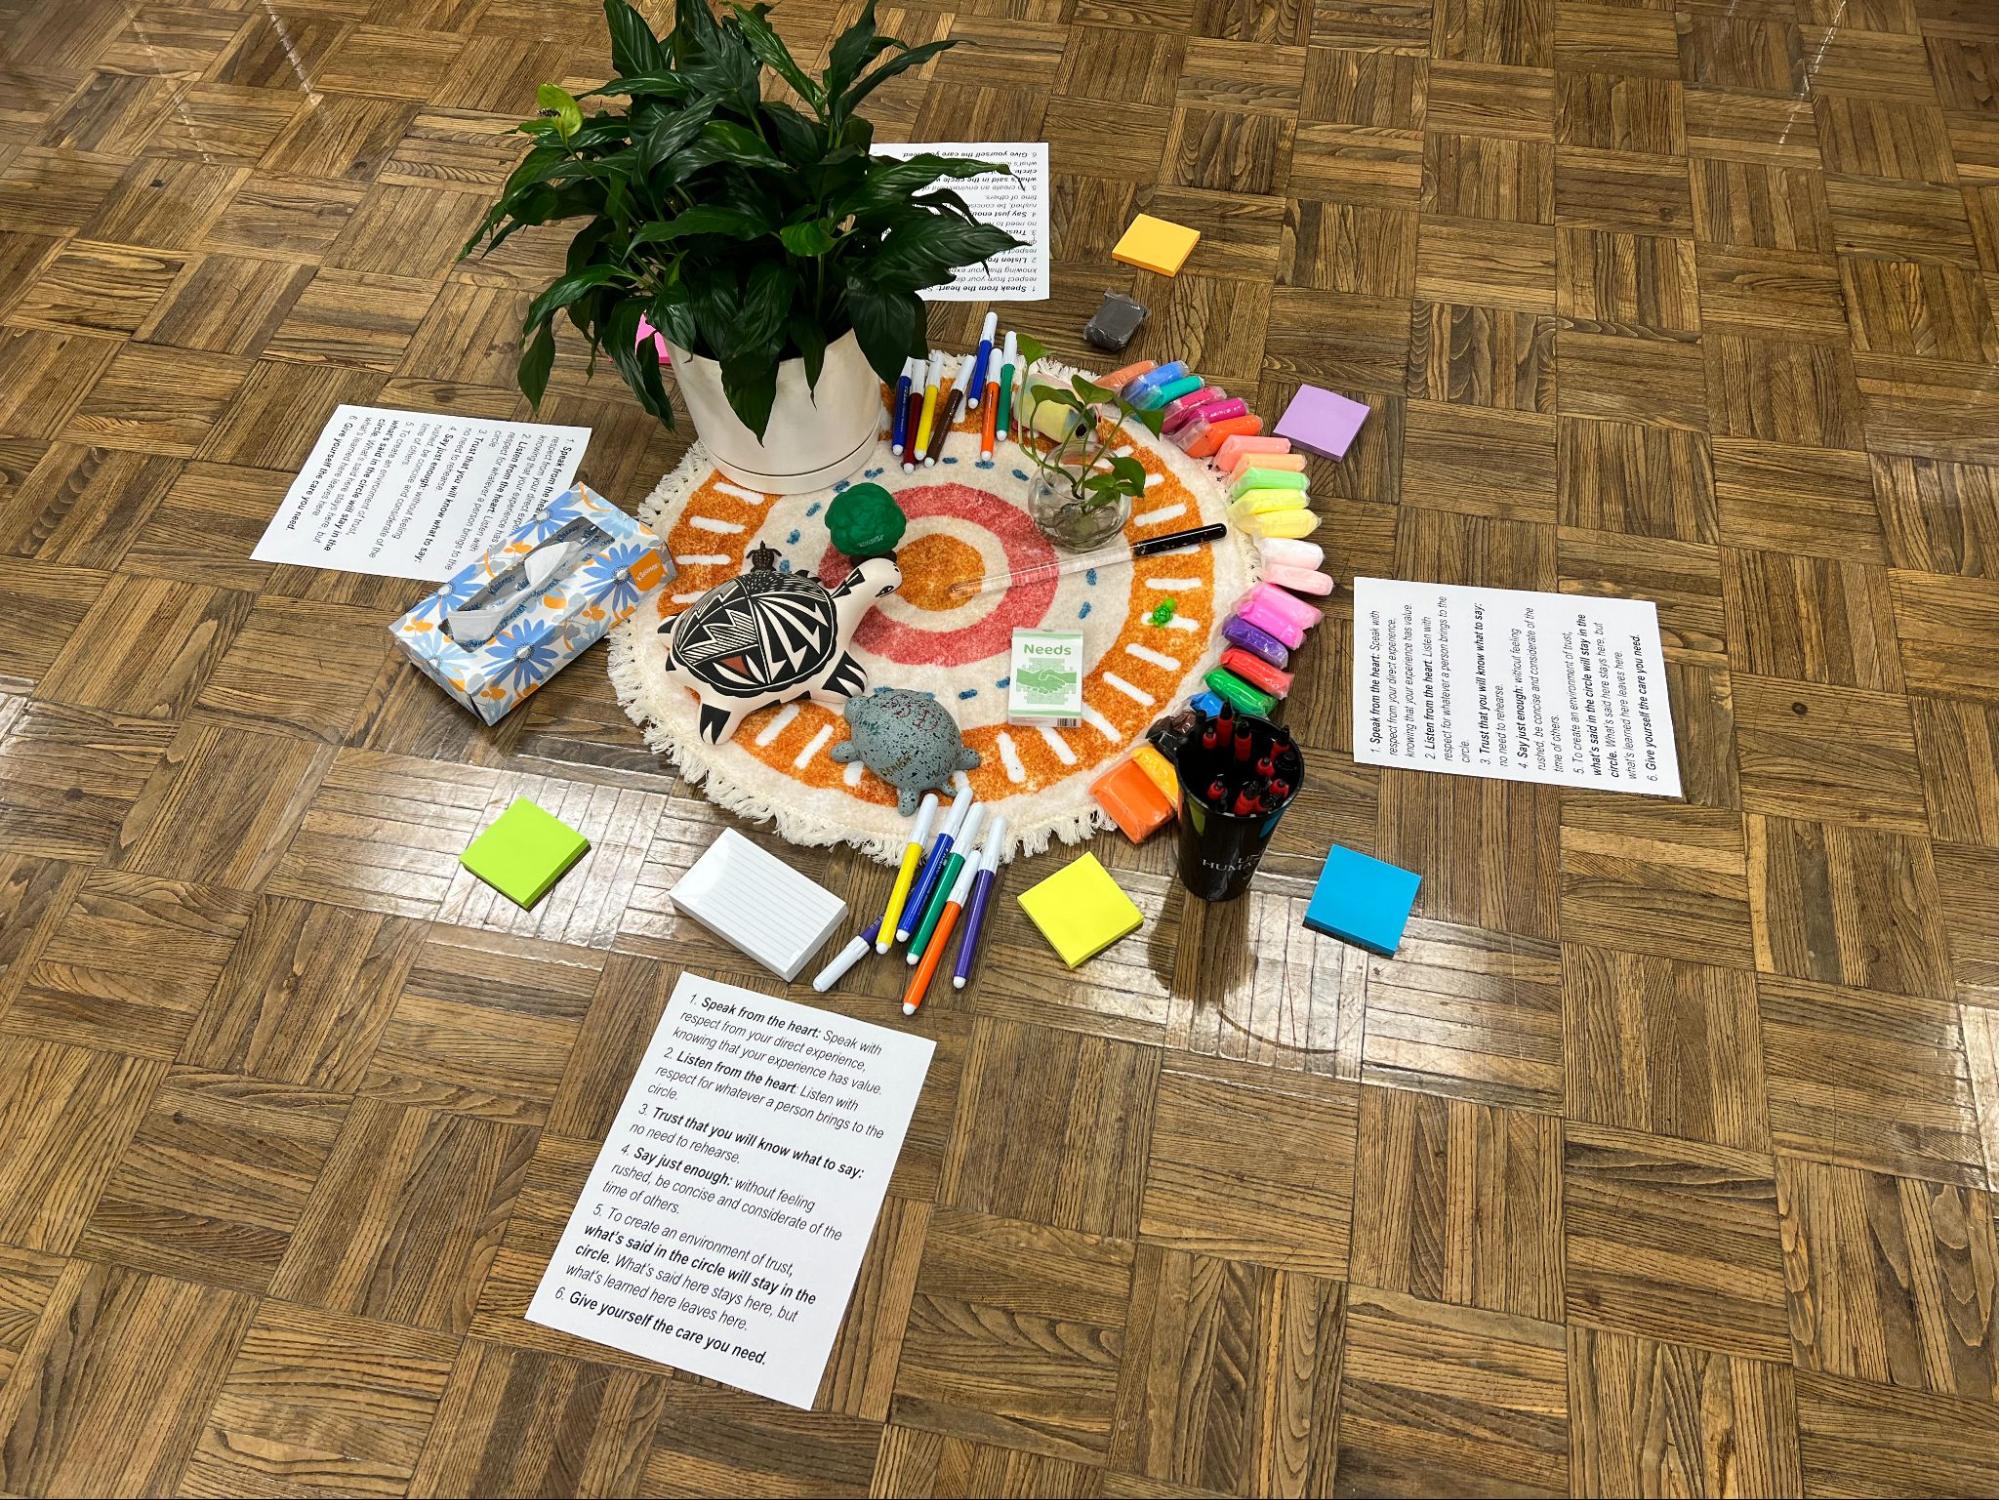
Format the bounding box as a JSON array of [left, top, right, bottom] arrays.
[[826, 482, 906, 559], [1149, 596, 1178, 626]]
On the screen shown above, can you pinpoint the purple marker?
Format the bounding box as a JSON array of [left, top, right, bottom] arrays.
[[952, 816, 1006, 989], [1223, 613, 1291, 669], [897, 785, 971, 943]]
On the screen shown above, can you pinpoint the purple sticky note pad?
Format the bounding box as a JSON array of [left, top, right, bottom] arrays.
[[1274, 384, 1370, 459]]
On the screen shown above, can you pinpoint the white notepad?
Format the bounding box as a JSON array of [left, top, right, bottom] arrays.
[[668, 829, 849, 982]]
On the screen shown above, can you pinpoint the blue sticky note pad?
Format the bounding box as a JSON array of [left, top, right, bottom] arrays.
[[1303, 845, 1421, 956]]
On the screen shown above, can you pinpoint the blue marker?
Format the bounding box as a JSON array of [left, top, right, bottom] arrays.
[[897, 784, 972, 943], [890, 357, 916, 455], [968, 312, 997, 410]]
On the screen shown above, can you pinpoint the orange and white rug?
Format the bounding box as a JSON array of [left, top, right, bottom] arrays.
[[609, 366, 1258, 863]]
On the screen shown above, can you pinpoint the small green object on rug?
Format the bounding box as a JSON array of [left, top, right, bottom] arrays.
[[1149, 597, 1177, 626], [460, 798, 589, 908], [826, 482, 906, 559]]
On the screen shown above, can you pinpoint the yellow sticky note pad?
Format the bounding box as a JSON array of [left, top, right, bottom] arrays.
[[1017, 852, 1144, 967], [1112, 214, 1201, 277]]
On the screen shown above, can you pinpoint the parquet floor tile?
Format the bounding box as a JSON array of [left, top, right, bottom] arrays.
[[2, 0, 1998, 1492]]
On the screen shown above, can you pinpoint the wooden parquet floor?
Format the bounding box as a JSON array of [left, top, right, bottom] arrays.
[[2, 0, 1998, 1494]]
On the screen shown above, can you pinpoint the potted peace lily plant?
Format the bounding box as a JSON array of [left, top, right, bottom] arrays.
[[1014, 334, 1167, 550], [464, 0, 1022, 492]]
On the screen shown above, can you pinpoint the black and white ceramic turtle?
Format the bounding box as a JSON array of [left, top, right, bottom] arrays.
[[658, 542, 902, 744]]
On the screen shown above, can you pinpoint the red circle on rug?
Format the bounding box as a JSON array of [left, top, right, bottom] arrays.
[[814, 482, 1059, 666]]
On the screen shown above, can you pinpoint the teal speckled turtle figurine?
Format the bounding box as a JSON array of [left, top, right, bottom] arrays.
[[832, 686, 981, 815]]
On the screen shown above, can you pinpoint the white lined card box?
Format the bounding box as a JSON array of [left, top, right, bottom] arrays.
[[667, 828, 849, 982]]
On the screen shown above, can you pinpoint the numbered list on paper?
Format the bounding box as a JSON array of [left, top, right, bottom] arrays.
[[1352, 578, 1681, 798], [874, 142, 1049, 301], [250, 405, 589, 580], [527, 975, 932, 1408]]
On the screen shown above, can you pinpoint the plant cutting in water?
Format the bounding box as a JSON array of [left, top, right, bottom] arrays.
[[1013, 333, 1167, 549]]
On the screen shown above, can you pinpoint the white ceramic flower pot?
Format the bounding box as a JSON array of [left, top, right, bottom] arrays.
[[667, 329, 879, 495]]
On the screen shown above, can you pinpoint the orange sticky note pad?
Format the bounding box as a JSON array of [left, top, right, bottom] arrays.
[[1112, 214, 1201, 277]]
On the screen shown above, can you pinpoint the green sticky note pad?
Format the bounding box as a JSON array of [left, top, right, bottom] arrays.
[[460, 799, 589, 908]]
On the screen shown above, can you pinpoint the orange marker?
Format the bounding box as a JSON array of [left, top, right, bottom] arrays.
[[979, 383, 999, 458], [902, 854, 976, 1015]]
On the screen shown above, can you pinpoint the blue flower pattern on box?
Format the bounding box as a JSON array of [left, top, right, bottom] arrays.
[[580, 541, 650, 614], [389, 487, 671, 724], [485, 618, 563, 690]]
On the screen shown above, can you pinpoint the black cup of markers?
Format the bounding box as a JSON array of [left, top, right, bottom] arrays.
[[1169, 710, 1303, 901]]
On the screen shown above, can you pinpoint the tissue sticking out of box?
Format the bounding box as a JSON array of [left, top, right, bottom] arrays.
[[446, 519, 603, 646]]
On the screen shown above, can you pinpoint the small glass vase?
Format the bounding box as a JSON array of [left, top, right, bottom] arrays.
[[1026, 439, 1133, 551]]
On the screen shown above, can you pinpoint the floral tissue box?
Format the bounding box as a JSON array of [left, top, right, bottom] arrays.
[[389, 487, 671, 723]]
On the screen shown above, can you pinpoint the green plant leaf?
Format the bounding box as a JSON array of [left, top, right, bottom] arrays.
[[720, 350, 780, 437], [842, 275, 920, 383], [604, 0, 668, 75], [825, 0, 892, 103], [1071, 374, 1113, 404], [690, 119, 783, 170], [670, 0, 721, 58], [1016, 332, 1046, 367], [730, 3, 825, 113], [762, 102, 822, 166], [680, 30, 761, 113], [605, 297, 675, 425], [638, 95, 717, 170], [1108, 454, 1146, 493], [535, 82, 583, 141], [626, 204, 769, 245], [525, 262, 627, 327], [778, 219, 834, 256], [585, 72, 691, 99], [870, 216, 1021, 290], [518, 319, 557, 407], [648, 294, 699, 350], [786, 310, 827, 387], [844, 37, 956, 112], [1130, 402, 1165, 436], [739, 259, 795, 352]]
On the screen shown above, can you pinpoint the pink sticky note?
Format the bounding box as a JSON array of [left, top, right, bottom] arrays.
[[1273, 384, 1369, 459], [636, 316, 672, 365]]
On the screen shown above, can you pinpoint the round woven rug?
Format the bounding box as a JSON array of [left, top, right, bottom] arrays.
[[608, 362, 1259, 863]]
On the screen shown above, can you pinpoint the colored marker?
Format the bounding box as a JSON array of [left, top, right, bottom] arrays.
[[995, 331, 1017, 440], [909, 804, 982, 963], [898, 784, 971, 942], [951, 814, 1005, 989], [900, 384, 923, 470], [812, 918, 881, 992], [889, 358, 915, 455], [968, 311, 997, 408], [911, 351, 942, 470], [979, 382, 999, 458], [903, 853, 973, 1016], [926, 352, 973, 466], [877, 792, 938, 953]]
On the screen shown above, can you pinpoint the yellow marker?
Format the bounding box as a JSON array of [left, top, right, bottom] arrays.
[[912, 351, 942, 464], [876, 792, 938, 953]]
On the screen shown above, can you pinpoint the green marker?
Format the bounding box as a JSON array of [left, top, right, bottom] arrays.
[[995, 331, 1017, 441], [908, 804, 983, 965]]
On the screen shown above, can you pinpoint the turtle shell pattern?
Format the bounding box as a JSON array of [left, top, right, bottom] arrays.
[[671, 543, 841, 701]]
